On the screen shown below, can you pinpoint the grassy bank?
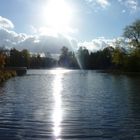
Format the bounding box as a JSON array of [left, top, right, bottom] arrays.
[[0, 70, 16, 83]]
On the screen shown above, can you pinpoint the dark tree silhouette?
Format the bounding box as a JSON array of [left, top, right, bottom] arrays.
[[124, 19, 140, 48], [59, 46, 79, 68]]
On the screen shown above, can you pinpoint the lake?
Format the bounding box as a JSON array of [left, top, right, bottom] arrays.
[[0, 69, 140, 140]]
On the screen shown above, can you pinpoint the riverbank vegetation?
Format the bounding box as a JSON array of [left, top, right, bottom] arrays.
[[0, 70, 16, 83], [0, 19, 140, 73], [0, 49, 16, 83]]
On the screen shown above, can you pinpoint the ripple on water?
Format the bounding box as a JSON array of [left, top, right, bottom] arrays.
[[0, 69, 140, 139]]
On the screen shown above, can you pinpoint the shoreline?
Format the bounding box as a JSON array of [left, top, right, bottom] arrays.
[[0, 70, 16, 84], [27, 68, 140, 74], [99, 69, 140, 75]]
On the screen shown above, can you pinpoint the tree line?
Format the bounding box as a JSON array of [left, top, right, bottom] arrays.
[[0, 19, 140, 72], [0, 48, 57, 69]]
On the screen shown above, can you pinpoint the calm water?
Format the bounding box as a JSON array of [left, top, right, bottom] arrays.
[[0, 69, 140, 140]]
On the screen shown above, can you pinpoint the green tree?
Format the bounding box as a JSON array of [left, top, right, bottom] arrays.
[[21, 49, 30, 68], [9, 48, 20, 67], [124, 49, 140, 72], [112, 47, 125, 68]]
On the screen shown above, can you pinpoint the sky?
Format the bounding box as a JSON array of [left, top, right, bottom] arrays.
[[0, 0, 140, 54]]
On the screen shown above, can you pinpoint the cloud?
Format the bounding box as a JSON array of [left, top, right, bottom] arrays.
[[0, 22, 128, 56], [1, 22, 116, 55], [0, 28, 26, 47], [30, 25, 78, 37], [118, 0, 140, 12], [86, 0, 110, 9], [0, 16, 79, 55], [78, 37, 115, 52], [79, 37, 132, 52], [0, 16, 121, 56], [0, 16, 129, 57], [0, 16, 14, 29], [96, 0, 110, 8], [18, 34, 78, 54], [0, 23, 78, 54], [86, 0, 139, 13]]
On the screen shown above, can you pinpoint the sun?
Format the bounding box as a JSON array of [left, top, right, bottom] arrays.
[[42, 0, 73, 34]]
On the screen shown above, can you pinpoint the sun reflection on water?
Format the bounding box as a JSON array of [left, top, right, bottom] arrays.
[[52, 68, 68, 139]]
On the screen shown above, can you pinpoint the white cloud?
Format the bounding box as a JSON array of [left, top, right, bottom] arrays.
[[0, 24, 78, 54], [126, 0, 138, 10], [78, 37, 114, 52], [86, 0, 110, 9], [0, 16, 14, 29], [96, 0, 110, 8], [118, 0, 140, 12], [79, 37, 132, 52], [0, 16, 79, 54], [29, 25, 37, 34], [0, 23, 128, 55], [0, 16, 129, 56], [1, 22, 116, 55], [0, 16, 117, 55]]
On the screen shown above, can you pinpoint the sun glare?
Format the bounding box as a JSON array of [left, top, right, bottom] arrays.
[[42, 0, 73, 34], [52, 71, 63, 139]]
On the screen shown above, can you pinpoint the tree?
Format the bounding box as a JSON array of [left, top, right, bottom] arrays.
[[59, 46, 69, 67], [112, 47, 125, 68], [124, 49, 140, 72], [59, 46, 79, 68], [21, 49, 30, 67], [9, 48, 21, 67], [124, 19, 140, 48], [77, 47, 90, 69], [0, 47, 8, 68], [0, 53, 5, 68]]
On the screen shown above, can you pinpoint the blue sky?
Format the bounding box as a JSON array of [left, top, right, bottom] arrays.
[[0, 0, 140, 53]]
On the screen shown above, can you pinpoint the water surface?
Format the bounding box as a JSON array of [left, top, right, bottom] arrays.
[[0, 69, 140, 140]]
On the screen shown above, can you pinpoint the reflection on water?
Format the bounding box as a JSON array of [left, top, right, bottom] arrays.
[[0, 69, 140, 139], [52, 68, 72, 139], [52, 70, 63, 139]]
